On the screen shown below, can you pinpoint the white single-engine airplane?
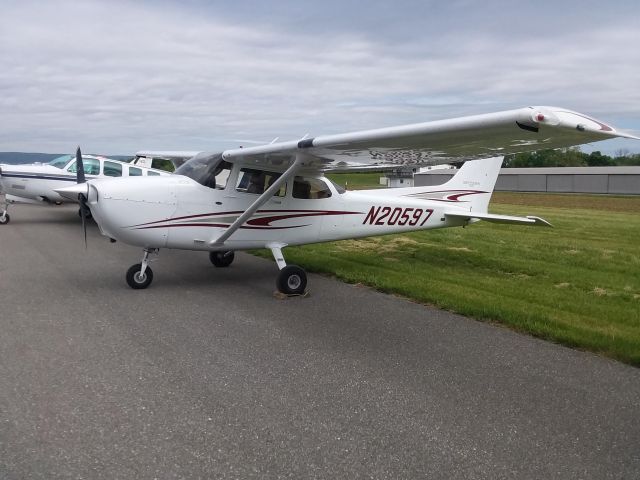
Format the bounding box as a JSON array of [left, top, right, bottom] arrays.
[[56, 106, 638, 294], [0, 152, 170, 224]]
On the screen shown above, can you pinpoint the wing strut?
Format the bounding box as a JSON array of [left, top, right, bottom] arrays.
[[209, 154, 304, 246]]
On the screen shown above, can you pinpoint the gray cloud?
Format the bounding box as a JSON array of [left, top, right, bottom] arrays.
[[0, 0, 638, 154]]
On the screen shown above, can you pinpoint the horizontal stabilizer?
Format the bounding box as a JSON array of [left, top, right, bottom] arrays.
[[445, 212, 552, 227]]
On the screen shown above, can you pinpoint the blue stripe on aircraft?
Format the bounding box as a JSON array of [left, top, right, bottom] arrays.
[[1, 173, 82, 182]]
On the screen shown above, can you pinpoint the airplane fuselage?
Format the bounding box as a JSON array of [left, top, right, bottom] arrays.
[[87, 174, 470, 251], [0, 156, 170, 206], [0, 164, 90, 204], [0, 154, 174, 225]]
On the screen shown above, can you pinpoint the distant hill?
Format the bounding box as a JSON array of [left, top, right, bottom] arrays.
[[0, 152, 66, 165], [0, 152, 132, 165]]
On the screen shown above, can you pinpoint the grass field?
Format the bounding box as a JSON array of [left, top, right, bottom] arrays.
[[257, 191, 640, 366], [326, 171, 386, 189]]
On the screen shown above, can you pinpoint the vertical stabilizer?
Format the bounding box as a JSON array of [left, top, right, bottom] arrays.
[[437, 156, 503, 213], [358, 156, 504, 214]]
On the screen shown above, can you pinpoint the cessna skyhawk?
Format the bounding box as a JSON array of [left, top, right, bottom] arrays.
[[56, 106, 638, 294]]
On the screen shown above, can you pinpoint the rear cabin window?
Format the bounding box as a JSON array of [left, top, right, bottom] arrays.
[[146, 171, 161, 176], [103, 161, 122, 177], [152, 159, 175, 172], [292, 176, 332, 199], [236, 168, 286, 197], [128, 166, 143, 176]]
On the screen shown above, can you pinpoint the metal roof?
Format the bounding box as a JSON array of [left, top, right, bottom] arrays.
[[499, 166, 640, 175], [418, 166, 640, 175]]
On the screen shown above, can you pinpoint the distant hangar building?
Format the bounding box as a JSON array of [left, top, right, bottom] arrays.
[[414, 166, 640, 195]]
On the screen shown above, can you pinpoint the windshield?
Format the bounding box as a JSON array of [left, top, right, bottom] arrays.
[[48, 155, 73, 169], [174, 153, 231, 189]]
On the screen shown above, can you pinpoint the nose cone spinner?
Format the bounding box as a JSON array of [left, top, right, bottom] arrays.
[[54, 183, 90, 202]]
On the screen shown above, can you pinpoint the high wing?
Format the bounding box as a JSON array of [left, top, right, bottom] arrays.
[[216, 106, 637, 171]]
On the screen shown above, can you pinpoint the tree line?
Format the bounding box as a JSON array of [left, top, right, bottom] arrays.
[[503, 148, 640, 168]]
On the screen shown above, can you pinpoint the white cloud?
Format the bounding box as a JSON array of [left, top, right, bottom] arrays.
[[0, 0, 638, 154]]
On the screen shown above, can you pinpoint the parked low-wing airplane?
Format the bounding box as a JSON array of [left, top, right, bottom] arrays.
[[0, 152, 171, 224], [56, 106, 638, 294]]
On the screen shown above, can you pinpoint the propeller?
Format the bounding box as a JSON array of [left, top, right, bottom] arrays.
[[75, 146, 90, 248]]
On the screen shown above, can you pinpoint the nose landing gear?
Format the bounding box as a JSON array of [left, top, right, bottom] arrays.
[[126, 248, 158, 289]]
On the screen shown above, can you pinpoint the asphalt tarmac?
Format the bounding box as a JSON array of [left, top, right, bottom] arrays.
[[1, 203, 639, 479]]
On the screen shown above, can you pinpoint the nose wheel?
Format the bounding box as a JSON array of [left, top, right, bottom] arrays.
[[126, 263, 154, 289], [126, 248, 157, 289]]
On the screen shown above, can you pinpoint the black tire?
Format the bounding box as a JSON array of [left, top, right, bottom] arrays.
[[276, 265, 307, 295], [209, 251, 234, 267], [0, 214, 9, 225], [126, 263, 154, 289]]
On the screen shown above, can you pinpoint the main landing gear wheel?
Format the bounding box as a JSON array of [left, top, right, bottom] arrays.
[[126, 263, 154, 289], [0, 213, 9, 225], [209, 251, 235, 267], [276, 265, 307, 295]]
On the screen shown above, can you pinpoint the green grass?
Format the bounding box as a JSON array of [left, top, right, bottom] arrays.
[[256, 193, 640, 366], [326, 172, 386, 189]]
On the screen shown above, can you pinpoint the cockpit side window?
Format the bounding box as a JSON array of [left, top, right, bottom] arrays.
[[236, 168, 286, 197], [292, 176, 332, 199]]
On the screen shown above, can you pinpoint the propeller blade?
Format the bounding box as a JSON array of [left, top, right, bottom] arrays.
[[64, 147, 89, 247], [76, 146, 86, 184], [78, 192, 89, 249]]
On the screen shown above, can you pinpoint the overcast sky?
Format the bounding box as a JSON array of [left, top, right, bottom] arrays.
[[1, 0, 639, 155]]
